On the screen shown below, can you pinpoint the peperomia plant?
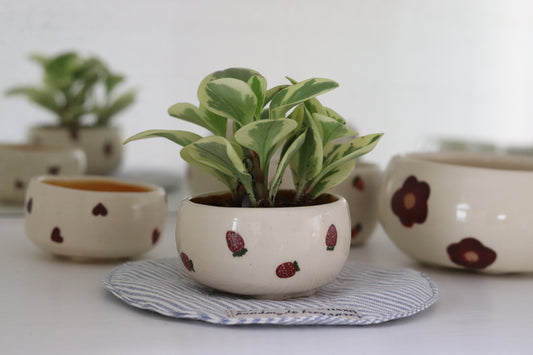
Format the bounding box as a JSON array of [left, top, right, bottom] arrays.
[[125, 67, 382, 207], [6, 51, 135, 129]]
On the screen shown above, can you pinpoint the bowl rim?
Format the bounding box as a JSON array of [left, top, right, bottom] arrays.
[[32, 175, 165, 195], [396, 151, 533, 173]]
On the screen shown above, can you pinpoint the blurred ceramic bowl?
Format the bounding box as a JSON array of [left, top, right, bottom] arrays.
[[330, 162, 381, 245], [29, 125, 123, 175], [25, 175, 167, 260], [0, 143, 86, 205], [378, 151, 533, 273]]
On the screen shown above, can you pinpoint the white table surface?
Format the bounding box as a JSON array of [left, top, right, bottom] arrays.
[[1, 195, 532, 355]]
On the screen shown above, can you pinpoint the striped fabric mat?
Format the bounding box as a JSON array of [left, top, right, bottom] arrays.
[[104, 258, 438, 325]]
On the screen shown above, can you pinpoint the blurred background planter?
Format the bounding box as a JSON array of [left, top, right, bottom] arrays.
[[29, 125, 122, 175]]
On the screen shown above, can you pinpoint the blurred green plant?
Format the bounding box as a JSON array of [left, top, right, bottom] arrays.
[[125, 67, 382, 207], [6, 51, 135, 129]]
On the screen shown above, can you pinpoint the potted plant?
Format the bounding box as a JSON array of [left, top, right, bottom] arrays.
[[6, 51, 136, 174], [125, 67, 382, 299]]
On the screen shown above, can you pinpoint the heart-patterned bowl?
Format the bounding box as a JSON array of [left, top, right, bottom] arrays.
[[24, 175, 167, 260]]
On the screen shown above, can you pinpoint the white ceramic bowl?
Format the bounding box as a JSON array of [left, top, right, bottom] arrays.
[[187, 161, 382, 246], [25, 176, 167, 260], [0, 144, 86, 204], [28, 125, 123, 175], [175, 192, 351, 299], [378, 151, 533, 273], [330, 162, 381, 245]]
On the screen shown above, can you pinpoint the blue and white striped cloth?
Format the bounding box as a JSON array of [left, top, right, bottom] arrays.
[[104, 258, 438, 325]]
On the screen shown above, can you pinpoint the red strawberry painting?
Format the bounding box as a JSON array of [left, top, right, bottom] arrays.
[[180, 252, 195, 272], [226, 231, 248, 257], [276, 261, 300, 278], [353, 176, 364, 191], [326, 224, 337, 251], [351, 223, 362, 239]]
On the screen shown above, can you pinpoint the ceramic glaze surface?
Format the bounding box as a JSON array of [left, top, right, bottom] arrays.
[[175, 194, 351, 298], [0, 144, 86, 204], [25, 175, 167, 259], [29, 126, 123, 175], [330, 162, 381, 245], [378, 151, 533, 273], [187, 161, 381, 247]]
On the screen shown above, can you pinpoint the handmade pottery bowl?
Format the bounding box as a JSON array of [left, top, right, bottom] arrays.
[[25, 175, 167, 260], [187, 161, 381, 247], [175, 191, 351, 299], [0, 144, 86, 205], [330, 162, 381, 246], [28, 125, 123, 175], [378, 151, 533, 273]]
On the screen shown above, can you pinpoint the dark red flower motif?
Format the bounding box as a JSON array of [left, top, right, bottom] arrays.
[[447, 238, 497, 269], [391, 175, 430, 227]]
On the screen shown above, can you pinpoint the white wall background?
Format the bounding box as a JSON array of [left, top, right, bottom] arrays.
[[1, 0, 532, 173]]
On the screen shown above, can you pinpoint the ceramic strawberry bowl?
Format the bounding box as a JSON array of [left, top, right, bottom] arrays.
[[378, 151, 533, 273], [175, 191, 351, 299]]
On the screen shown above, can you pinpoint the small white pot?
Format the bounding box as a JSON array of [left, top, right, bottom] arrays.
[[0, 144, 86, 204], [187, 161, 382, 246], [175, 192, 351, 299], [28, 125, 123, 175], [25, 175, 167, 260]]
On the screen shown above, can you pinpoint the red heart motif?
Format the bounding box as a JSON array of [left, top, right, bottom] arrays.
[[26, 198, 33, 214], [103, 143, 113, 157], [92, 203, 108, 217], [51, 227, 64, 243], [48, 166, 60, 175], [152, 228, 161, 245], [14, 179, 24, 190]]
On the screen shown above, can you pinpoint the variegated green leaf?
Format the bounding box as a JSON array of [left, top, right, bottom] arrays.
[[168, 102, 226, 136], [324, 133, 383, 167], [197, 67, 260, 96], [180, 147, 237, 192], [269, 78, 338, 117], [5, 87, 59, 113], [309, 159, 356, 198], [264, 84, 289, 105], [324, 106, 345, 124], [198, 78, 257, 126], [313, 113, 357, 146], [181, 136, 256, 204], [269, 131, 306, 203], [285, 77, 327, 115], [123, 129, 202, 146], [290, 110, 323, 193], [234, 118, 297, 172], [199, 105, 227, 137], [247, 75, 267, 119]]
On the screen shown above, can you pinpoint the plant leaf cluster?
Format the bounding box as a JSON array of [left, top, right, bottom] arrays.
[[125, 68, 382, 207], [6, 52, 135, 129]]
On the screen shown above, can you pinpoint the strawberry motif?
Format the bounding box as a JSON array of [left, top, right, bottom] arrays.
[[276, 261, 300, 278], [152, 228, 161, 245], [351, 223, 362, 239], [352, 176, 364, 191], [226, 231, 248, 257], [180, 252, 195, 272], [325, 224, 337, 251]]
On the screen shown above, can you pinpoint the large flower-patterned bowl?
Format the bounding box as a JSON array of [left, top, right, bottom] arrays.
[[378, 151, 533, 273]]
